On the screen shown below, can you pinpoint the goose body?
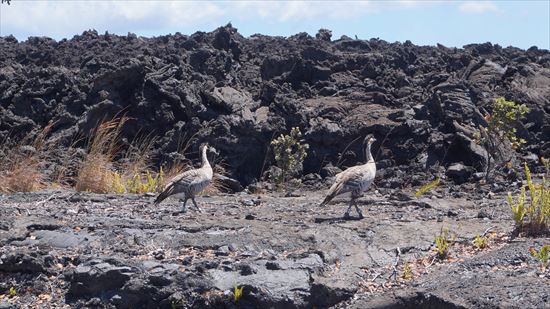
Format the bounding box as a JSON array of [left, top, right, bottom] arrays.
[[320, 136, 377, 218], [154, 144, 215, 213]]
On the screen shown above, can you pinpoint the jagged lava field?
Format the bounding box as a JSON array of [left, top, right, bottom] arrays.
[[0, 25, 549, 308]]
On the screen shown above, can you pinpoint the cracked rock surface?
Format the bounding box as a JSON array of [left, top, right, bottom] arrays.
[[0, 188, 548, 308]]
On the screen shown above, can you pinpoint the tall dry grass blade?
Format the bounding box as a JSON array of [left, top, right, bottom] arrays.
[[0, 123, 55, 193], [75, 116, 128, 193]]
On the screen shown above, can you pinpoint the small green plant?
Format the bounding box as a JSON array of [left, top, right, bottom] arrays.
[[415, 177, 441, 198], [233, 285, 244, 303], [472, 234, 489, 249], [529, 244, 549, 268], [270, 127, 309, 184], [112, 172, 126, 193], [508, 186, 527, 227], [477, 97, 529, 180], [126, 170, 162, 194], [507, 163, 549, 235], [110, 168, 164, 194], [541, 157, 550, 177], [402, 262, 413, 280], [434, 227, 454, 259], [8, 287, 16, 297]]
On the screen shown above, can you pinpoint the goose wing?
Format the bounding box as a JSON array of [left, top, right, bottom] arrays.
[[154, 168, 206, 204], [320, 164, 375, 206]]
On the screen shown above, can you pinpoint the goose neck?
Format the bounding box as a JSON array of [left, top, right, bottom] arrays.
[[365, 143, 374, 163], [201, 147, 210, 167]]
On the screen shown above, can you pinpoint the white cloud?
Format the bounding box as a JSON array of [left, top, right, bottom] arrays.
[[226, 1, 378, 22], [1, 1, 225, 39], [0, 0, 442, 40], [458, 1, 499, 14]]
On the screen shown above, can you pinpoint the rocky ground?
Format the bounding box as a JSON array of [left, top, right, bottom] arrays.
[[0, 184, 548, 308]]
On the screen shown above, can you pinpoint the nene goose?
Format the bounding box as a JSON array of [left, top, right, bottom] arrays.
[[320, 135, 377, 219], [154, 143, 217, 214]]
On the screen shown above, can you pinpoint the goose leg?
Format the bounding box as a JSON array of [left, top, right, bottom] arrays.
[[344, 200, 353, 219], [172, 198, 188, 215], [181, 198, 188, 213], [354, 201, 364, 219], [191, 197, 203, 213]]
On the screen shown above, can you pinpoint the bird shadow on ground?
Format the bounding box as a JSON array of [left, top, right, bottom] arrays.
[[314, 216, 363, 224]]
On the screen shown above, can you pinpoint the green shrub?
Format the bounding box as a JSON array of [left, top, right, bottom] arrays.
[[476, 97, 529, 180], [270, 127, 309, 184]]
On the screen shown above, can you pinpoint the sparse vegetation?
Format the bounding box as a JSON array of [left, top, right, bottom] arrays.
[[8, 287, 16, 297], [123, 170, 163, 194], [507, 163, 549, 236], [0, 123, 54, 193], [434, 227, 454, 259], [415, 177, 440, 198], [233, 285, 244, 303], [270, 127, 309, 184], [75, 117, 126, 193], [472, 234, 489, 250], [74, 117, 166, 194], [541, 157, 550, 178], [476, 97, 529, 180], [528, 244, 549, 268], [402, 262, 413, 280]]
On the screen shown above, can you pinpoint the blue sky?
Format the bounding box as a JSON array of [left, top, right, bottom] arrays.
[[0, 1, 548, 49]]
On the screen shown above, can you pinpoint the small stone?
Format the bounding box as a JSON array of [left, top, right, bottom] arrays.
[[265, 261, 282, 270], [447, 210, 458, 217], [446, 163, 474, 184], [110, 294, 122, 305], [152, 249, 165, 260], [245, 214, 255, 220], [86, 297, 102, 306], [240, 199, 255, 206], [477, 210, 490, 219], [216, 246, 230, 256], [238, 263, 257, 275]]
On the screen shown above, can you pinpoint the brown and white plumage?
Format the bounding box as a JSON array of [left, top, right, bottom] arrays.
[[154, 144, 216, 213], [320, 136, 377, 218]]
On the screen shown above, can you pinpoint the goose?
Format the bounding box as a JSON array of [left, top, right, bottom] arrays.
[[154, 143, 217, 214], [320, 135, 377, 219]]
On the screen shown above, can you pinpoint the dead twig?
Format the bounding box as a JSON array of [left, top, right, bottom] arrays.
[[426, 256, 437, 269], [35, 193, 59, 206], [336, 135, 362, 168], [481, 226, 495, 237], [388, 247, 401, 281]]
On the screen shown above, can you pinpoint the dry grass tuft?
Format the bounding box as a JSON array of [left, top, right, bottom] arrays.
[[75, 116, 126, 193], [0, 123, 54, 193], [204, 163, 230, 195]]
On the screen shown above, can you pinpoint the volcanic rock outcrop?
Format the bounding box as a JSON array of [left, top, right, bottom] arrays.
[[1, 25, 549, 185]]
